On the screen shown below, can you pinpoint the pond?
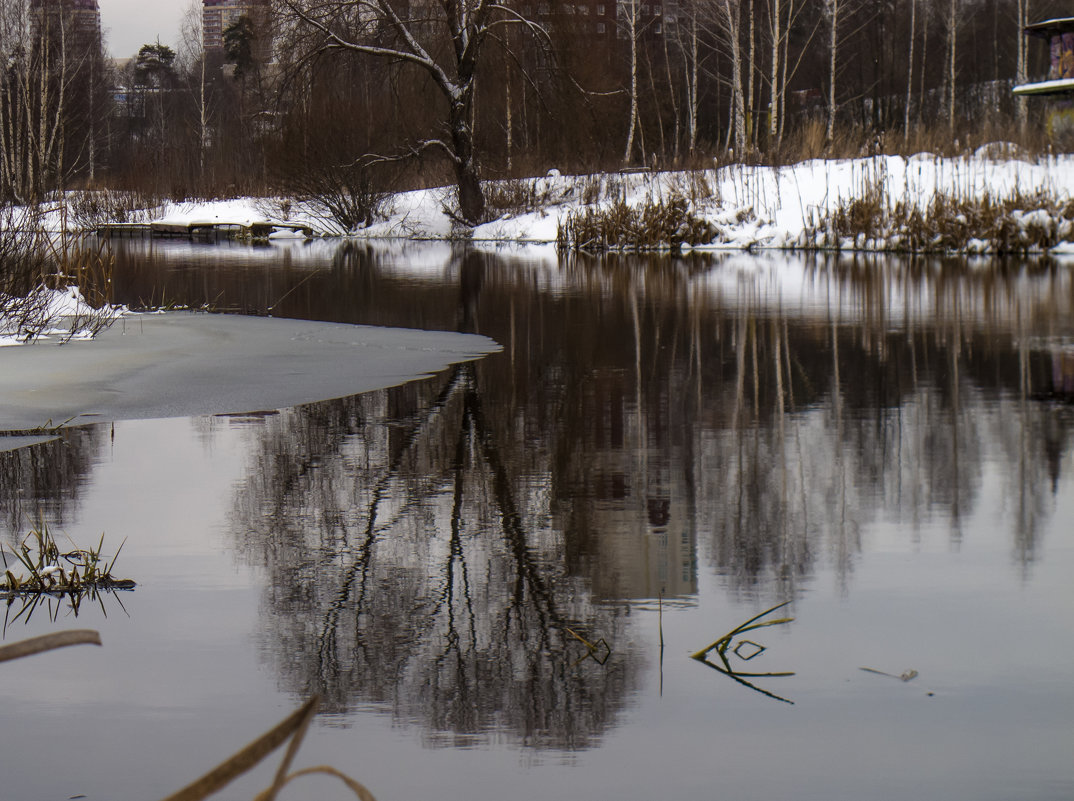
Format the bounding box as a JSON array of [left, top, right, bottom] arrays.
[[1, 239, 1072, 801]]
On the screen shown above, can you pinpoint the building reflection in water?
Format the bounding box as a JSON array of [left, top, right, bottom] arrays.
[[216, 247, 1074, 747], [59, 242, 1074, 746]]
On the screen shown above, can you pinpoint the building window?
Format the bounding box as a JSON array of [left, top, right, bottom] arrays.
[[538, 3, 549, 14], [654, 21, 661, 33], [596, 3, 605, 14], [597, 21, 605, 32], [654, 4, 661, 13], [579, 4, 588, 13]]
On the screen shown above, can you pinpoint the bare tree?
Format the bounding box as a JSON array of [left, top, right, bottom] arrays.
[[0, 0, 70, 201], [178, 0, 212, 183], [944, 0, 958, 134], [823, 0, 841, 147], [620, 0, 641, 165], [699, 0, 746, 153], [278, 0, 546, 224], [679, 3, 700, 155], [1015, 0, 1027, 132], [768, 0, 782, 143], [903, 0, 916, 144]]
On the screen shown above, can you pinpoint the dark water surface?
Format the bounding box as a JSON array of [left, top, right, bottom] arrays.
[[1, 239, 1072, 801]]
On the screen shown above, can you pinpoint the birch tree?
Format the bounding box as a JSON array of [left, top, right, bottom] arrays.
[[944, 0, 958, 133], [903, 0, 915, 144], [1015, 0, 1027, 131], [279, 0, 546, 224], [682, 4, 699, 155], [179, 0, 212, 183], [769, 0, 782, 142], [700, 0, 746, 153], [0, 0, 72, 201], [823, 0, 841, 147], [620, 0, 641, 165]]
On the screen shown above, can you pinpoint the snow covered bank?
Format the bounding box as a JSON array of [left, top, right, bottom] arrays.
[[395, 153, 1074, 254], [0, 286, 127, 346], [25, 151, 1074, 254], [467, 153, 1074, 254]]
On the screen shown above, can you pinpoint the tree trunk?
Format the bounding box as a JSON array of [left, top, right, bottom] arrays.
[[747, 0, 755, 147], [687, 9, 698, 154], [903, 0, 915, 145], [946, 0, 957, 135], [769, 0, 781, 143], [451, 100, 485, 224], [623, 0, 640, 165], [1015, 0, 1027, 132], [825, 0, 839, 148], [720, 0, 746, 154]]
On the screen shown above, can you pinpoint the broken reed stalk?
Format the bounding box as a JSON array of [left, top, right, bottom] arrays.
[[159, 697, 321, 801], [161, 694, 379, 801], [254, 766, 378, 801], [0, 629, 101, 663], [690, 601, 794, 661]]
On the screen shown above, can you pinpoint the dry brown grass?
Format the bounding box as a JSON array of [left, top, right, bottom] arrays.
[[812, 187, 1073, 254], [557, 193, 716, 252]]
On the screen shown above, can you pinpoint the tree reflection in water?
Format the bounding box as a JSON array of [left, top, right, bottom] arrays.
[[0, 426, 106, 539], [231, 363, 640, 750], [150, 245, 1074, 741]]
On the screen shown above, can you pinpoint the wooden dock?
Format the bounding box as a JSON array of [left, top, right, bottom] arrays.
[[97, 221, 313, 241]]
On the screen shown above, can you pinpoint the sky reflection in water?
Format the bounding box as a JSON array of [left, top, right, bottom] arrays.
[[0, 242, 1071, 801]]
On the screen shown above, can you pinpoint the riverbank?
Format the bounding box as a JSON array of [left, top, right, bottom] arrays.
[[27, 150, 1074, 255]]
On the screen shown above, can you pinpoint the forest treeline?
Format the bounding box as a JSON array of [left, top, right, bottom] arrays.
[[0, 0, 1068, 223]]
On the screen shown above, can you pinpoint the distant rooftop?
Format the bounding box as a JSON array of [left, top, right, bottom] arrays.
[[1026, 17, 1074, 36], [1013, 77, 1074, 96]]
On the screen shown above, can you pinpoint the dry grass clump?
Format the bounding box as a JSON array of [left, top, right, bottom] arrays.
[[0, 521, 131, 596], [484, 177, 569, 216], [67, 189, 163, 230], [558, 194, 716, 252], [0, 201, 120, 342], [813, 187, 1074, 254]]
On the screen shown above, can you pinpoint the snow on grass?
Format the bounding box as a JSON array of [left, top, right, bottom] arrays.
[[0, 285, 128, 346], [374, 152, 1074, 252], [16, 150, 1074, 253]]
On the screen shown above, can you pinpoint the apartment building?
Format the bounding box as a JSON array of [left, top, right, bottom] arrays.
[[203, 0, 271, 57]]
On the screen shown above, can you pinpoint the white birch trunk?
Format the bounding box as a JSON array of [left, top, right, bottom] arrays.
[[903, 0, 915, 144], [946, 0, 957, 134], [769, 0, 781, 141], [825, 0, 839, 147], [1015, 0, 1027, 131], [623, 0, 640, 165]]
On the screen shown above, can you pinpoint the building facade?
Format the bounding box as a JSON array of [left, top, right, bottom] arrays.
[[30, 0, 102, 51], [203, 0, 271, 57]]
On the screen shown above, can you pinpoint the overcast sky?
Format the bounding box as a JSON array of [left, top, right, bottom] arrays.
[[99, 0, 189, 60]]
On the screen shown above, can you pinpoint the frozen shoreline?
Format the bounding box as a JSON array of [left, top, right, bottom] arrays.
[[0, 311, 499, 431], [48, 151, 1074, 255]]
